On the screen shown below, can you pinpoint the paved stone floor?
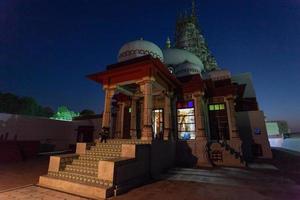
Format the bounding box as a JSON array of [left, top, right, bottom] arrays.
[[112, 166, 300, 200], [0, 185, 88, 200], [0, 156, 49, 191], [0, 149, 300, 200]]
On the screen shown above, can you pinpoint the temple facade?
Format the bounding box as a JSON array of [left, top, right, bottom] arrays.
[[87, 1, 272, 167], [38, 2, 273, 199]]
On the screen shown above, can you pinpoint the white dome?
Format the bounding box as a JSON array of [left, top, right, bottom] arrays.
[[175, 62, 204, 77], [118, 39, 164, 62], [163, 48, 203, 66]]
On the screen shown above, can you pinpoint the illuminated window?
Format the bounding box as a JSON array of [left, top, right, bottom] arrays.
[[177, 107, 195, 140], [177, 100, 194, 109], [152, 109, 163, 139], [128, 108, 131, 113], [187, 101, 194, 108], [215, 104, 220, 110], [209, 103, 225, 111], [220, 104, 225, 110]]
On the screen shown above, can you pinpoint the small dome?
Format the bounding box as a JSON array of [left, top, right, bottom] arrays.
[[118, 39, 164, 62], [162, 48, 203, 66], [175, 62, 204, 77]]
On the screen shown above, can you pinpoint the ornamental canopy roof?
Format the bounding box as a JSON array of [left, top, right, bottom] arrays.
[[87, 55, 181, 91]]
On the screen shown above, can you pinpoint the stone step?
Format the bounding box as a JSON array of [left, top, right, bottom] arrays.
[[48, 171, 113, 187], [85, 151, 121, 157], [78, 155, 118, 161], [96, 140, 151, 145], [65, 164, 98, 176], [95, 144, 123, 148], [90, 147, 122, 152], [39, 175, 114, 199], [72, 159, 98, 168]]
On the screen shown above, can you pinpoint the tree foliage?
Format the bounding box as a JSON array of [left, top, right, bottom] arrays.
[[0, 92, 54, 118], [80, 109, 95, 116], [51, 106, 79, 121]]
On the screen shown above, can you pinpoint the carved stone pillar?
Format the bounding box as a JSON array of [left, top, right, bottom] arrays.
[[164, 93, 171, 140], [102, 87, 115, 130], [193, 92, 206, 139], [225, 95, 242, 153], [225, 96, 239, 139], [193, 91, 212, 167], [141, 81, 153, 140], [116, 102, 125, 139], [130, 97, 138, 139]]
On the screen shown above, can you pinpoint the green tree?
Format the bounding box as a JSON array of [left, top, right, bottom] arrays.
[[51, 106, 79, 121]]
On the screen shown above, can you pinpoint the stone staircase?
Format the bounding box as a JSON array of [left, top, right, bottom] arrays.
[[219, 141, 246, 165], [208, 141, 246, 167], [38, 139, 151, 199]]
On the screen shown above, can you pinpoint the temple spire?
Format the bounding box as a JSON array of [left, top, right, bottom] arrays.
[[175, 0, 219, 71], [191, 0, 196, 17]]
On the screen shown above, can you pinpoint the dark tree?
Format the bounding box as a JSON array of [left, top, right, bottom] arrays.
[[19, 97, 39, 116], [0, 92, 54, 118], [80, 109, 96, 116], [41, 106, 54, 118], [0, 93, 20, 114]]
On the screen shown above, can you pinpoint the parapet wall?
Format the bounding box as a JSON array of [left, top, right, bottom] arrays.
[[0, 113, 101, 151]]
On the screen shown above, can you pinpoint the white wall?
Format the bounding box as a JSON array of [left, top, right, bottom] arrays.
[[269, 137, 300, 152], [268, 138, 284, 148], [282, 138, 300, 152], [236, 111, 273, 159], [0, 113, 101, 150]]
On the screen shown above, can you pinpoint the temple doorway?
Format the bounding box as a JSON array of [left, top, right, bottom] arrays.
[[123, 106, 131, 139], [208, 103, 230, 141], [152, 109, 164, 139]]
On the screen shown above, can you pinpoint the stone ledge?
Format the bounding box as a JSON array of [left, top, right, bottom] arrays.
[[48, 154, 79, 172], [38, 175, 113, 199]]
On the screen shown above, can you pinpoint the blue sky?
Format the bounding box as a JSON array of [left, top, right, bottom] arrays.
[[0, 0, 299, 131]]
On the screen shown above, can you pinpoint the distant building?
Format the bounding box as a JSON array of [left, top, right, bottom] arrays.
[[266, 120, 290, 137]]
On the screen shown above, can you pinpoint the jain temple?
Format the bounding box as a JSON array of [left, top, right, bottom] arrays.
[[38, 2, 273, 199]]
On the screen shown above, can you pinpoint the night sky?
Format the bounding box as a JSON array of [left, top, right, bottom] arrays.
[[1, 0, 300, 131]]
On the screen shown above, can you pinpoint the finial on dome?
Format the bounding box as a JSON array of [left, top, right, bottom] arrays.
[[165, 37, 171, 48]]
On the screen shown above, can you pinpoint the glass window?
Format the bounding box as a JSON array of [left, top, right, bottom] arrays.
[[152, 109, 163, 139], [214, 104, 220, 110], [220, 104, 225, 110], [177, 107, 195, 140], [209, 103, 225, 111], [177, 100, 195, 109]]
